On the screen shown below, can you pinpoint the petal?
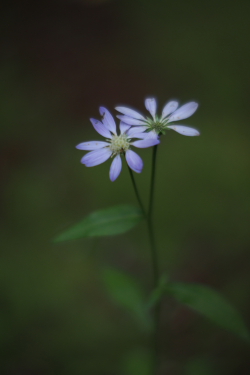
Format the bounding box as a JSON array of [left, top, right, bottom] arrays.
[[90, 118, 112, 139], [130, 132, 149, 139], [99, 107, 117, 134], [131, 139, 160, 148], [161, 101, 179, 118], [115, 106, 146, 120], [127, 126, 148, 137], [167, 125, 200, 136], [109, 155, 122, 181], [116, 115, 146, 126], [125, 150, 143, 173], [145, 98, 157, 119], [119, 122, 131, 135], [143, 130, 159, 139], [130, 130, 159, 140], [168, 102, 198, 122], [76, 141, 109, 150], [81, 148, 112, 167]]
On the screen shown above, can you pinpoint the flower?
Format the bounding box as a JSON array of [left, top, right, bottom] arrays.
[[115, 98, 200, 138], [76, 107, 160, 181]]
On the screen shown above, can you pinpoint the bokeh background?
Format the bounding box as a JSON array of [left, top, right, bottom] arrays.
[[1, 0, 250, 374]]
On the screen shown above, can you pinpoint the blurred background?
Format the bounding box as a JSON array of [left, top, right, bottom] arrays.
[[1, 0, 250, 374]]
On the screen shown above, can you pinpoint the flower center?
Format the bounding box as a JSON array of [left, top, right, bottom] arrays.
[[109, 134, 130, 154], [146, 119, 165, 135], [145, 115, 169, 135], [150, 121, 165, 133]]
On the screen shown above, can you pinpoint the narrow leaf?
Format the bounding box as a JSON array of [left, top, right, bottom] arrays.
[[146, 274, 168, 309], [102, 268, 152, 331], [122, 348, 153, 375], [166, 282, 249, 341], [54, 205, 143, 242]]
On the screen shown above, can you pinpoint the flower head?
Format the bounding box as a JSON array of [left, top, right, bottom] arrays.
[[76, 107, 160, 181], [115, 98, 199, 138]]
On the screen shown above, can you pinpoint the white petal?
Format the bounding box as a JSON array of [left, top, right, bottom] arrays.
[[130, 130, 159, 140], [119, 122, 131, 135], [115, 106, 146, 120], [117, 115, 146, 126], [76, 141, 109, 150], [168, 102, 198, 122], [143, 130, 159, 139], [99, 107, 117, 134], [167, 125, 200, 136], [90, 118, 112, 139], [132, 139, 160, 148], [125, 150, 143, 173], [126, 126, 148, 138], [145, 98, 157, 119], [130, 132, 149, 139], [109, 155, 122, 181], [81, 148, 112, 167], [131, 131, 159, 140], [161, 101, 179, 118]]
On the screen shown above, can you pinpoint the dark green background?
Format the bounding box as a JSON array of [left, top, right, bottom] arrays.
[[1, 0, 250, 374]]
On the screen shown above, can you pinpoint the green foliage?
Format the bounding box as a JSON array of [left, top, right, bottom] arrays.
[[185, 357, 219, 375], [166, 282, 249, 341], [54, 205, 143, 242], [121, 348, 153, 375], [102, 268, 152, 332], [146, 274, 168, 309]]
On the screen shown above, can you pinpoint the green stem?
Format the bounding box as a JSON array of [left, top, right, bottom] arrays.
[[127, 146, 160, 374], [148, 145, 160, 374], [127, 166, 147, 219], [148, 145, 159, 289]]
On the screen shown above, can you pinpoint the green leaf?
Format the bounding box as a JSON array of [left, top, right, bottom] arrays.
[[185, 357, 219, 375], [54, 205, 143, 242], [102, 268, 152, 331], [121, 348, 153, 375], [146, 274, 168, 309], [166, 282, 249, 341]]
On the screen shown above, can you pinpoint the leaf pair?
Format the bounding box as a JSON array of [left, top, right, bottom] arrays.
[[54, 207, 249, 341], [103, 269, 249, 341]]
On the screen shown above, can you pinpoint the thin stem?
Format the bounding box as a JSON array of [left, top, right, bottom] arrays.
[[148, 145, 160, 374], [148, 145, 157, 222], [127, 165, 147, 219], [148, 145, 159, 289], [127, 146, 160, 374]]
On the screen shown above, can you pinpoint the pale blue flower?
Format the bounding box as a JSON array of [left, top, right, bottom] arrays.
[[76, 107, 160, 181], [115, 98, 199, 138]]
